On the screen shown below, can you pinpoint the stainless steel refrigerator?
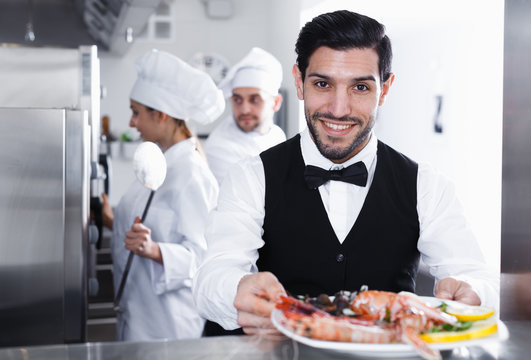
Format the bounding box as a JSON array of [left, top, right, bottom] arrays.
[[501, 0, 531, 320], [0, 108, 90, 345], [0, 45, 100, 345]]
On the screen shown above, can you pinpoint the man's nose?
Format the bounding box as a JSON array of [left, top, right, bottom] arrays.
[[328, 90, 351, 118], [240, 99, 252, 113]]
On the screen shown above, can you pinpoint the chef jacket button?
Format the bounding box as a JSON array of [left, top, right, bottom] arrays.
[[336, 253, 345, 263]]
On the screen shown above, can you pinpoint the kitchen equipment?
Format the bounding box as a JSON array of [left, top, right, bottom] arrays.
[[501, 0, 531, 320], [0, 107, 90, 346], [113, 142, 167, 311], [0, 45, 101, 346]]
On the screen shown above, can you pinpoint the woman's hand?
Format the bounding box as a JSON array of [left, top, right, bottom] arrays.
[[101, 193, 114, 230], [125, 216, 163, 264]]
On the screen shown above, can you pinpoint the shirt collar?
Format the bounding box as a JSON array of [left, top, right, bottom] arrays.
[[300, 127, 377, 170]]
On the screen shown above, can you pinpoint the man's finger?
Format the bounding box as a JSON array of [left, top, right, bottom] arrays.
[[237, 310, 274, 329], [242, 326, 284, 339], [435, 289, 454, 300]]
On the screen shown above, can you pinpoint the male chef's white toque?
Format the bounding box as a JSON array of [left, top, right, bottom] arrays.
[[217, 47, 282, 98]]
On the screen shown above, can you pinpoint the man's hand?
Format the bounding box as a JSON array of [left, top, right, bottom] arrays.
[[233, 272, 286, 338], [435, 277, 481, 305], [125, 216, 162, 264]]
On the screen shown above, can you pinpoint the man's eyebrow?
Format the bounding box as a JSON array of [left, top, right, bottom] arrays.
[[307, 72, 377, 82]]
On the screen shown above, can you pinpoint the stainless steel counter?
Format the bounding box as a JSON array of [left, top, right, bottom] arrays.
[[0, 321, 529, 360]]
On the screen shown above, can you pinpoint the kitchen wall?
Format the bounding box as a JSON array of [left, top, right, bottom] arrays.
[[101, 0, 301, 205], [101, 0, 503, 273]]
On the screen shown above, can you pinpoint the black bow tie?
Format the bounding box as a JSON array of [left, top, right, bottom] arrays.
[[304, 162, 368, 189]]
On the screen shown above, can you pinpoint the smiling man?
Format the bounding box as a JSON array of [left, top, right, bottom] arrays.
[[193, 10, 499, 336], [204, 47, 286, 185], [298, 45, 393, 163]]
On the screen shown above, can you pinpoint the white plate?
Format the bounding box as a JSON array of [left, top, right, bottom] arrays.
[[271, 296, 509, 358]]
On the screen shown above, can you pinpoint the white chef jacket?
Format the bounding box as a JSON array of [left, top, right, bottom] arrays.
[[204, 115, 286, 185], [112, 138, 218, 341], [192, 128, 500, 330]]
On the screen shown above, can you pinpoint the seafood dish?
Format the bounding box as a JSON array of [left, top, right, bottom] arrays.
[[273, 288, 500, 360]]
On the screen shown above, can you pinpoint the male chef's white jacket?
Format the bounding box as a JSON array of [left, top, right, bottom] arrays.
[[204, 115, 286, 185], [112, 138, 218, 341]]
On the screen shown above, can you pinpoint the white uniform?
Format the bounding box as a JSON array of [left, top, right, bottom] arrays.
[[112, 138, 218, 341], [204, 115, 286, 185]]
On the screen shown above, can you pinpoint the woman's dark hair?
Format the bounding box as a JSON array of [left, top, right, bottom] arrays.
[[295, 10, 392, 83]]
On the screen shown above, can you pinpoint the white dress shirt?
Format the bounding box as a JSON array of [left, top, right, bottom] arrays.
[[204, 115, 286, 185], [112, 138, 218, 341], [193, 129, 499, 330]]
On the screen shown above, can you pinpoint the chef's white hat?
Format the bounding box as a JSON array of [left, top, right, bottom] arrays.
[[130, 49, 225, 125], [218, 47, 282, 98]]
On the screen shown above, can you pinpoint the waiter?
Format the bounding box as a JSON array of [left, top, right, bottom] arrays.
[[204, 47, 286, 185], [192, 10, 499, 336]]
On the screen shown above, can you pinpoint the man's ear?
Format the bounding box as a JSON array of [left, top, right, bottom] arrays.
[[378, 73, 395, 106], [292, 64, 304, 100], [272, 93, 283, 112]]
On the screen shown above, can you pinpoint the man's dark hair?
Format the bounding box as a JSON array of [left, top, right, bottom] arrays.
[[295, 10, 392, 84]]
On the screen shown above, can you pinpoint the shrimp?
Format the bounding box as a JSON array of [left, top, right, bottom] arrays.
[[277, 295, 398, 343], [285, 315, 399, 343], [350, 290, 458, 360], [350, 290, 457, 325], [275, 291, 458, 360]]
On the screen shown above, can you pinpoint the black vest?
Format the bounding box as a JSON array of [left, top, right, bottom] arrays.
[[258, 135, 420, 296]]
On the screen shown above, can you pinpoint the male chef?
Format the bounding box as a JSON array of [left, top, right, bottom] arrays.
[[204, 47, 286, 185], [193, 10, 499, 336]]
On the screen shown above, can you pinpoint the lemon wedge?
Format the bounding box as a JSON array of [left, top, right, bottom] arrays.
[[445, 305, 495, 321], [420, 317, 498, 343]]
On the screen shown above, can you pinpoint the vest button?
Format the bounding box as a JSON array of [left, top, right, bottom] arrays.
[[336, 253, 345, 263]]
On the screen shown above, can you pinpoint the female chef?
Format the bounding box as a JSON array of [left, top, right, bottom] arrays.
[[102, 49, 224, 341]]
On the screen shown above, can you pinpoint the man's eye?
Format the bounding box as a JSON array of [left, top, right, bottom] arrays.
[[355, 84, 369, 91], [250, 97, 261, 104], [232, 97, 242, 104], [315, 81, 329, 88]]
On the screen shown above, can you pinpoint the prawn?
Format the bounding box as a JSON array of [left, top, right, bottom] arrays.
[[350, 290, 458, 360], [275, 291, 458, 360], [277, 295, 398, 343]]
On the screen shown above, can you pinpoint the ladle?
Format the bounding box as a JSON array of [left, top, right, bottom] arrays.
[[113, 141, 167, 311]]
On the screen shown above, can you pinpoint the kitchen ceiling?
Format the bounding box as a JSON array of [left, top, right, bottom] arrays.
[[0, 0, 161, 55], [0, 0, 94, 48]]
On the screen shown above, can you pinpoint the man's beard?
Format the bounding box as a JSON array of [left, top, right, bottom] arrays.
[[235, 114, 273, 135], [306, 111, 373, 161], [235, 114, 260, 132]]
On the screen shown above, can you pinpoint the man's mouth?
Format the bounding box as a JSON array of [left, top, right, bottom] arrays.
[[239, 115, 256, 122], [323, 121, 354, 131]]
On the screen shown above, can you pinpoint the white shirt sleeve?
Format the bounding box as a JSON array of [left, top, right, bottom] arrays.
[[192, 155, 266, 330], [417, 162, 500, 310]]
